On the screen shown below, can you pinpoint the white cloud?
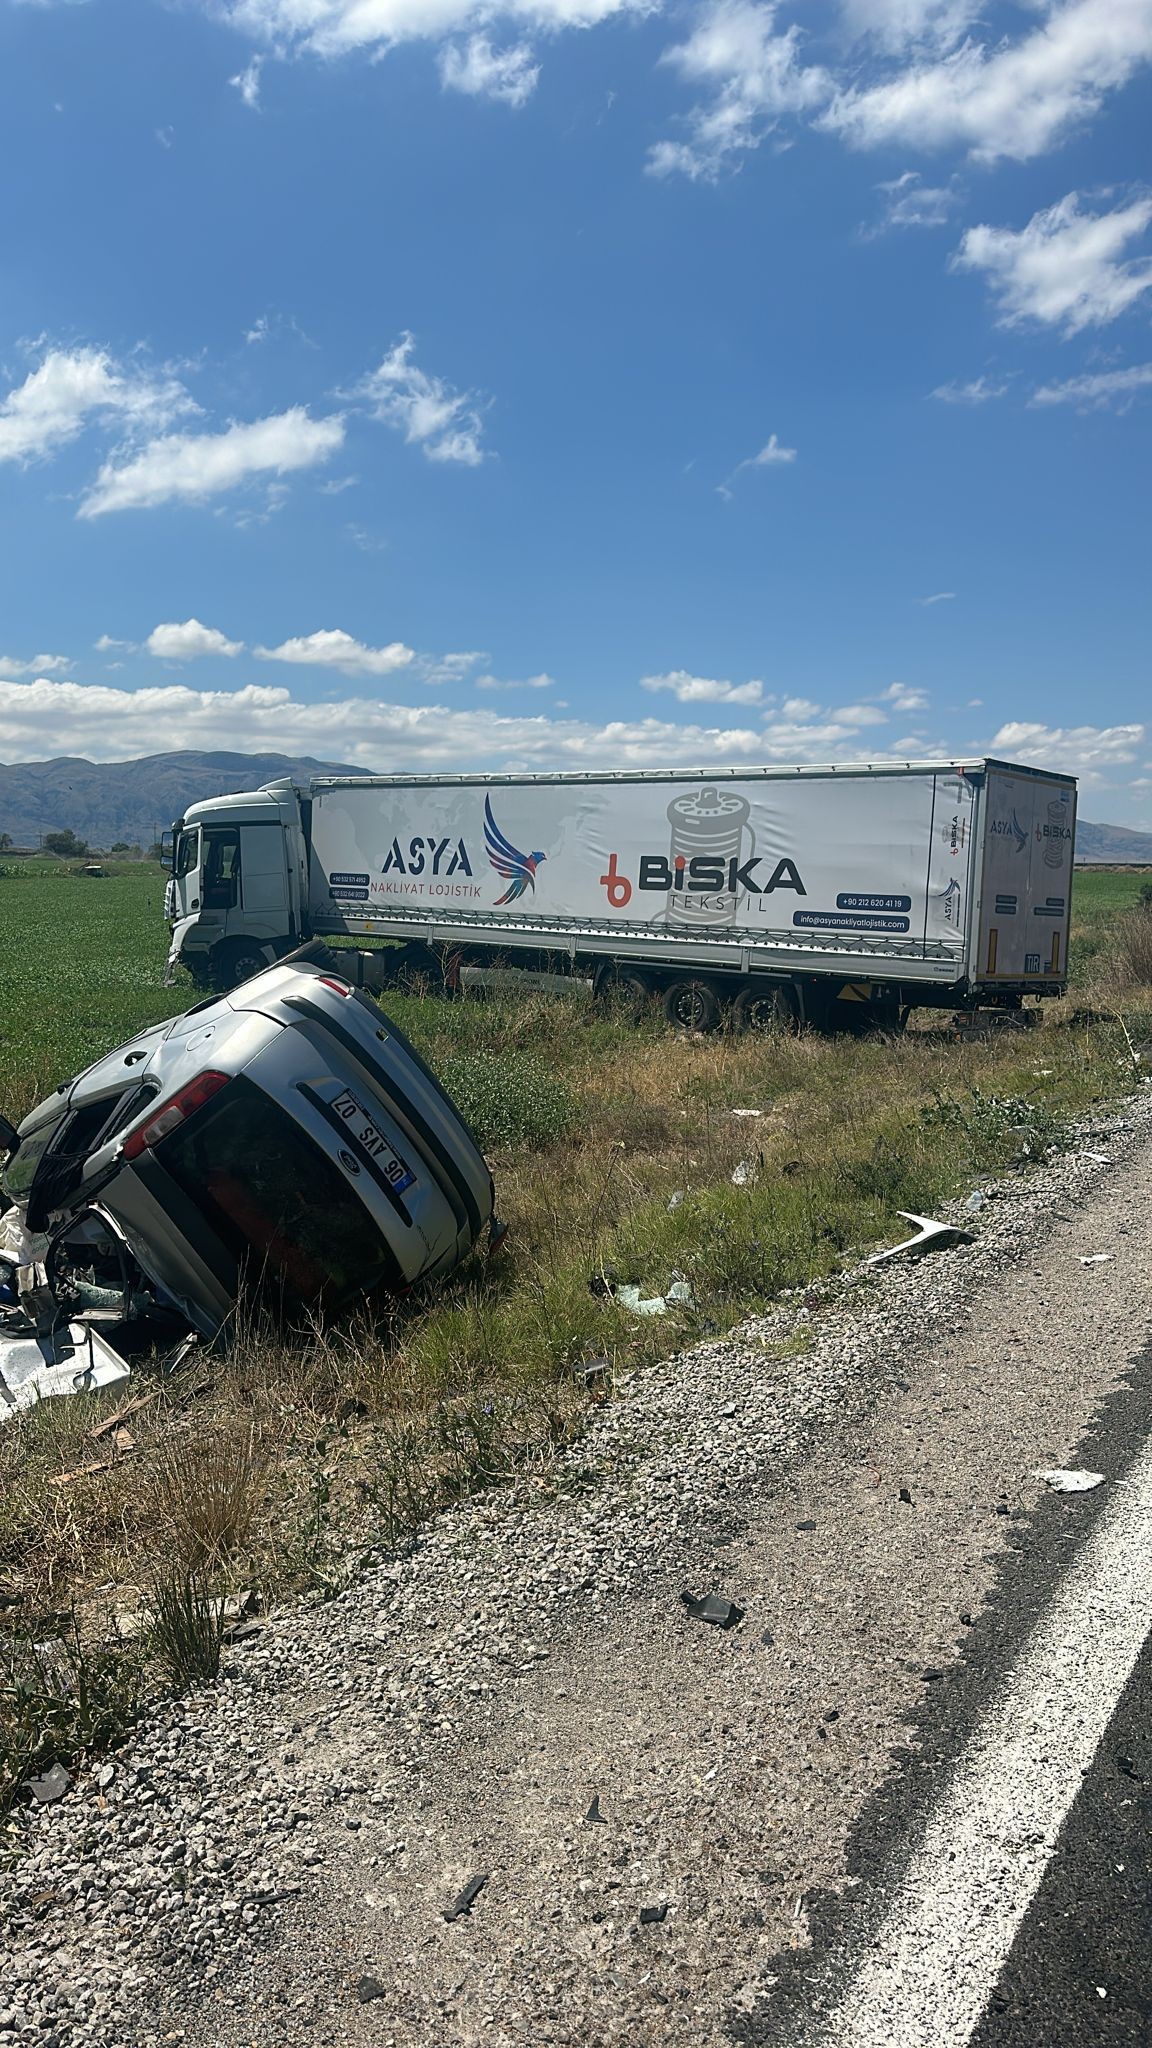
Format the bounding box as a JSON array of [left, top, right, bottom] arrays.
[[648, 0, 829, 181], [230, 57, 263, 107], [0, 676, 938, 774], [352, 334, 487, 465], [253, 628, 414, 677], [718, 432, 798, 496], [954, 193, 1152, 334], [991, 719, 1145, 781], [882, 681, 931, 709], [0, 346, 194, 467], [917, 591, 955, 606], [0, 652, 71, 678], [1031, 360, 1152, 408], [641, 670, 765, 705], [95, 634, 136, 654], [840, 0, 983, 57], [440, 35, 539, 105], [475, 671, 556, 690], [146, 619, 245, 661], [822, 0, 1152, 164], [226, 0, 641, 62], [78, 407, 345, 517], [870, 169, 959, 231], [931, 374, 1008, 403], [422, 650, 488, 684]]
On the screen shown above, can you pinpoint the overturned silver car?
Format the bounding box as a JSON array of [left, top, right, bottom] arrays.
[[1, 955, 496, 1407]]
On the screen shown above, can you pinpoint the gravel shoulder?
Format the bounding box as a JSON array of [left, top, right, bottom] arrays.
[[6, 1088, 1152, 2048]]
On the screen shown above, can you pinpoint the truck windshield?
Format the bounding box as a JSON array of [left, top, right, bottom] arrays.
[[155, 1077, 393, 1308]]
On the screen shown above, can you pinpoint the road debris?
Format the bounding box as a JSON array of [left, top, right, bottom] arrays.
[[1080, 1253, 1114, 1265], [869, 1212, 977, 1265], [680, 1589, 745, 1630], [1036, 1468, 1106, 1493], [639, 1902, 668, 1925], [584, 1795, 607, 1824], [731, 1157, 760, 1187], [615, 1278, 695, 1317], [898, 1487, 914, 1504], [443, 1873, 490, 1922], [355, 1976, 387, 2003], [23, 1763, 74, 1805]]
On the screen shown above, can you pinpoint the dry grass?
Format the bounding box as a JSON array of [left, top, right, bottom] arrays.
[[4, 873, 1152, 1795]]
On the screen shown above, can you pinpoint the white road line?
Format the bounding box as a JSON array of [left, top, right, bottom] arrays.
[[815, 1433, 1152, 2048]]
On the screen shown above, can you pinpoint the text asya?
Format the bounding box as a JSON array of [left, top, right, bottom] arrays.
[[380, 836, 473, 877]]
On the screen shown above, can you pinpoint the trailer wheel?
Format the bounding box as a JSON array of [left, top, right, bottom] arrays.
[[732, 983, 797, 1035], [593, 965, 652, 1019], [210, 940, 270, 991], [662, 979, 721, 1033]]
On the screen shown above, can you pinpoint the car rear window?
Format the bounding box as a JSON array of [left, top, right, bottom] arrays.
[[156, 1077, 394, 1308]]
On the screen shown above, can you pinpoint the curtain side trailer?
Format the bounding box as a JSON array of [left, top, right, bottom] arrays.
[[164, 757, 1077, 1029]]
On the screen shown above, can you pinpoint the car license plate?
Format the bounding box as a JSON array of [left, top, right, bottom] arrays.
[[331, 1088, 416, 1195]]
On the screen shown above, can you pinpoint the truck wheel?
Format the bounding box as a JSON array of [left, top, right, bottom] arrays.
[[593, 965, 652, 1019], [732, 984, 797, 1034], [211, 941, 270, 992], [662, 979, 721, 1033]]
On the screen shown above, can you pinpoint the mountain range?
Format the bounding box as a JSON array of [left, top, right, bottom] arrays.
[[1, 752, 1151, 862], [0, 752, 362, 850]]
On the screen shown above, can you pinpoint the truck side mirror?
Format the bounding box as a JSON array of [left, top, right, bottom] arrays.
[[0, 1113, 18, 1158]]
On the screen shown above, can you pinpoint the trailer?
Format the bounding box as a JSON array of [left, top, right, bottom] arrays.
[[163, 758, 1077, 1029]]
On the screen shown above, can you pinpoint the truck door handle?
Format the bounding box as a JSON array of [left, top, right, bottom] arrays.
[[191, 897, 200, 909]]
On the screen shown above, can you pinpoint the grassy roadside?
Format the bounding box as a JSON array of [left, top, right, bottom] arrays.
[[3, 863, 1152, 1808]]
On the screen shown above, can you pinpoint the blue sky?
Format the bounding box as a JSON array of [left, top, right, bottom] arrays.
[[1, 0, 1150, 817]]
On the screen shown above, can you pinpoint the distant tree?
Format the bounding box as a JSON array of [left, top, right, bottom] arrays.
[[111, 841, 131, 853], [44, 829, 89, 858], [0, 832, 11, 851], [148, 840, 165, 862]]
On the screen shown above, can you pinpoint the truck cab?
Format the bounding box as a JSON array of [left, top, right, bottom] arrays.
[[167, 783, 305, 990]]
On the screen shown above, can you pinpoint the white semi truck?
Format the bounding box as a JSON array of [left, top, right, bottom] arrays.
[[163, 758, 1077, 1030]]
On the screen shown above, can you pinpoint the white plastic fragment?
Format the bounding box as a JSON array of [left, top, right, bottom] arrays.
[[868, 1213, 977, 1265], [0, 1323, 131, 1425], [615, 1277, 695, 1317], [728, 1108, 764, 1119], [1080, 1253, 1114, 1265], [731, 1158, 758, 1187], [1035, 1468, 1106, 1493], [1082, 1152, 1112, 1165]]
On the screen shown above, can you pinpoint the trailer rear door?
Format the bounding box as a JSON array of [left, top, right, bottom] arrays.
[[976, 767, 1076, 989]]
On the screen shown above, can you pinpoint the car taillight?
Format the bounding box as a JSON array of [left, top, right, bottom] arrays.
[[317, 976, 353, 997], [122, 1071, 231, 1160]]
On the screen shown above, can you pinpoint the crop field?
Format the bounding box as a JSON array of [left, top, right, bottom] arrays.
[[2, 857, 1152, 1797]]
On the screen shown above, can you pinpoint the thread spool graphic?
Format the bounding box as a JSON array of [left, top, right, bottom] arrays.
[[1044, 795, 1069, 870], [665, 787, 752, 930]]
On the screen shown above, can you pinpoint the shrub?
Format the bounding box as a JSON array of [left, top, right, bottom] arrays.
[[439, 1051, 578, 1151], [150, 1571, 224, 1688]]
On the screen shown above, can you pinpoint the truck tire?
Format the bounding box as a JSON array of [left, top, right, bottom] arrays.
[[593, 965, 652, 1019], [211, 940, 271, 992], [732, 983, 797, 1034], [662, 979, 721, 1033]]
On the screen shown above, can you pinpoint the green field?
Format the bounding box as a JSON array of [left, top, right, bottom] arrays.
[[0, 857, 1144, 1115], [3, 854, 1150, 1786]]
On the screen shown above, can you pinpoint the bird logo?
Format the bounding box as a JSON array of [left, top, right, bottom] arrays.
[[484, 797, 546, 906]]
